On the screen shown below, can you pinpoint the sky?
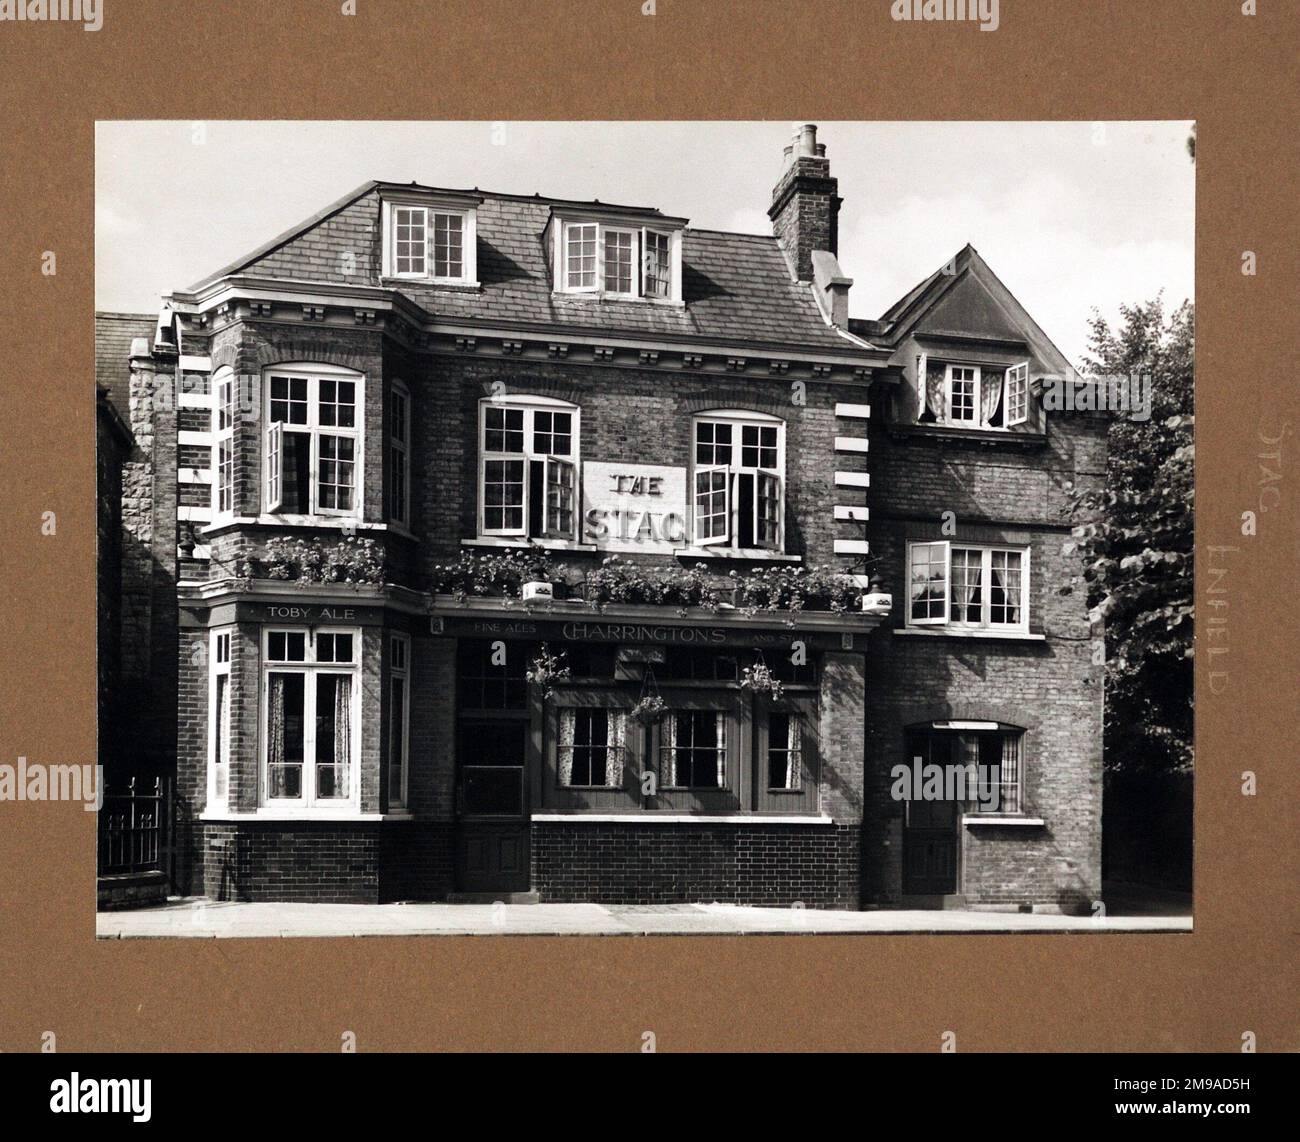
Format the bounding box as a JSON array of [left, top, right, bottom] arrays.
[[96, 120, 1194, 369]]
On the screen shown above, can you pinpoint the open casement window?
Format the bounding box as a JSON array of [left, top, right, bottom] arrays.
[[264, 366, 363, 518], [543, 456, 576, 539], [907, 540, 950, 626], [693, 466, 731, 546], [641, 228, 673, 299], [692, 413, 785, 551], [907, 542, 1030, 632], [263, 628, 360, 808], [265, 420, 283, 513], [914, 352, 928, 423], [556, 218, 680, 300], [1004, 362, 1030, 426], [478, 399, 579, 540]]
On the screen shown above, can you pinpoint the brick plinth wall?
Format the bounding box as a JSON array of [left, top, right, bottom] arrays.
[[531, 823, 860, 908], [200, 821, 454, 903]]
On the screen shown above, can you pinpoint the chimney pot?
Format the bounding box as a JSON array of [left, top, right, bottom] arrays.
[[769, 124, 840, 282]]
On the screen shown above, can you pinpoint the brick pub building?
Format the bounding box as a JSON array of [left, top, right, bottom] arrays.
[[97, 125, 1105, 911]]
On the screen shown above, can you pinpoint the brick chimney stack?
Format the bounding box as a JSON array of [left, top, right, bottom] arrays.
[[768, 123, 840, 283]]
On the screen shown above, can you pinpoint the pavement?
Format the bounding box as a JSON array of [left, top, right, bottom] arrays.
[[97, 898, 1193, 938]]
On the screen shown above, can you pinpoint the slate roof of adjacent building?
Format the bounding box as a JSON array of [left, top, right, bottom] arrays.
[[95, 311, 155, 414], [184, 182, 870, 354]]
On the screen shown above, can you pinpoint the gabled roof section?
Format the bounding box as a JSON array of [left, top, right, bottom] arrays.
[[187, 180, 381, 292], [182, 183, 872, 355], [95, 311, 155, 415], [875, 245, 1072, 374]]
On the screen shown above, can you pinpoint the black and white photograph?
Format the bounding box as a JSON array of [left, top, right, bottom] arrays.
[[92, 119, 1195, 938]]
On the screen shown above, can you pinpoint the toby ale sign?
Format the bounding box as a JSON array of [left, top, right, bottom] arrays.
[[581, 461, 687, 553]]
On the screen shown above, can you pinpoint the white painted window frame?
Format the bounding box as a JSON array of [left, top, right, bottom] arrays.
[[382, 200, 478, 285], [211, 366, 236, 519], [906, 541, 1031, 633], [260, 626, 362, 811], [553, 218, 682, 302], [1005, 361, 1030, 426], [690, 410, 786, 552], [262, 362, 365, 520], [477, 395, 580, 540], [945, 364, 981, 425]]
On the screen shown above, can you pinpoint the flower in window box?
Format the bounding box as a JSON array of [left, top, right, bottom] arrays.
[[630, 694, 669, 726]]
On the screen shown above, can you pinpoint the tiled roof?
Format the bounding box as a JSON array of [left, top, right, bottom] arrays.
[[187, 185, 865, 354], [95, 311, 154, 415]]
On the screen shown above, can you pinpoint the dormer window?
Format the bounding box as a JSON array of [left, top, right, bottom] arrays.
[[552, 216, 683, 303], [382, 196, 478, 285], [916, 354, 1033, 431]]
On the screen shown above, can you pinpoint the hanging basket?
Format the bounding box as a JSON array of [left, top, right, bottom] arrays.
[[630, 695, 669, 726], [631, 665, 669, 725], [739, 655, 785, 702]]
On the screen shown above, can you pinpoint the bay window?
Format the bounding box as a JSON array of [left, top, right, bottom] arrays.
[[478, 397, 578, 540], [907, 541, 1029, 632], [264, 364, 363, 518], [263, 628, 358, 807], [692, 412, 785, 550], [555, 217, 681, 301]]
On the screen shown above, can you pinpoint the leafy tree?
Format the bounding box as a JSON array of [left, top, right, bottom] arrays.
[[1069, 296, 1194, 774]]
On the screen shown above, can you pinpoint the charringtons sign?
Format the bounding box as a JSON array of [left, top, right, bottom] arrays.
[[581, 461, 687, 553]]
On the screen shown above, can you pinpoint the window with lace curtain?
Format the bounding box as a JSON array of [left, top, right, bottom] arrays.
[[660, 710, 727, 789], [557, 708, 627, 788], [263, 628, 358, 807], [906, 541, 1030, 632]]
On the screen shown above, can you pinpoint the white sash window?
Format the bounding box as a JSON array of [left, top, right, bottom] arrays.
[[263, 628, 360, 808]]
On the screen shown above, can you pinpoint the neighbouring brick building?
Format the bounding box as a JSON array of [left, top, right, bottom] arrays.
[[97, 124, 1106, 911]]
